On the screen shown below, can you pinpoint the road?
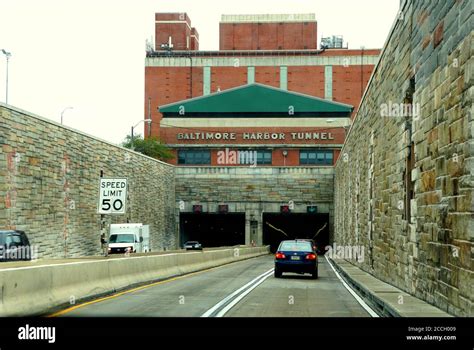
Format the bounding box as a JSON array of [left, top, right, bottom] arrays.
[[56, 255, 372, 317]]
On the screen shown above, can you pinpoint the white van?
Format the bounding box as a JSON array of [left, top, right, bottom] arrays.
[[108, 224, 150, 254]]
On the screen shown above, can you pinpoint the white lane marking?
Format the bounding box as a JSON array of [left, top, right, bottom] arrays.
[[215, 270, 274, 317], [201, 267, 274, 317], [325, 255, 379, 317]]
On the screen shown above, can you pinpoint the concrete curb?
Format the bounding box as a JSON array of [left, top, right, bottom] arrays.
[[0, 246, 269, 317], [327, 257, 452, 317]]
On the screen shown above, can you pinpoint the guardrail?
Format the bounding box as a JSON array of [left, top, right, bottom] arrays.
[[0, 246, 269, 317]]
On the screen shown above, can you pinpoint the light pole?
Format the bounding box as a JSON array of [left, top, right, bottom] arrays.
[[131, 119, 152, 150], [61, 107, 74, 125], [1, 49, 11, 104]]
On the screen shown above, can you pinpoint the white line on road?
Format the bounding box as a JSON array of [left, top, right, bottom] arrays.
[[215, 270, 274, 317], [201, 267, 274, 317], [325, 255, 379, 317]]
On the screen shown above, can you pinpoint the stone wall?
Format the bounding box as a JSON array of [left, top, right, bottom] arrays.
[[176, 166, 333, 203], [334, 0, 473, 316], [0, 103, 176, 258]]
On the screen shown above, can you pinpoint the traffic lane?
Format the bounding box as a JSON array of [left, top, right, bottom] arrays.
[[60, 255, 274, 317], [225, 258, 371, 317]]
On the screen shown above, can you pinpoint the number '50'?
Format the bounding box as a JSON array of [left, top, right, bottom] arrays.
[[101, 199, 123, 211]]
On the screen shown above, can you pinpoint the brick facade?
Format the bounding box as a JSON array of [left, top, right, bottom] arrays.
[[155, 13, 199, 51], [219, 21, 317, 50], [145, 51, 380, 136], [161, 126, 346, 166]]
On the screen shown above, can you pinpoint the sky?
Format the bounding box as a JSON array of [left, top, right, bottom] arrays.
[[0, 0, 400, 145]]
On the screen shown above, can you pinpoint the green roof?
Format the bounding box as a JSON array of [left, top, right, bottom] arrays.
[[158, 83, 353, 114]]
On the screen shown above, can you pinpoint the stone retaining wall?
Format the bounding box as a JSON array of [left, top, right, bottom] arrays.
[[334, 0, 473, 316], [0, 103, 176, 258]]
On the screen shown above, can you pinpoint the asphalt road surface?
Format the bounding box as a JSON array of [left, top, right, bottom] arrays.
[[57, 255, 372, 317]]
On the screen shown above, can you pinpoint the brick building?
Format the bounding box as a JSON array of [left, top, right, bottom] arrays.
[[219, 14, 318, 50], [146, 13, 381, 166], [155, 13, 199, 51]]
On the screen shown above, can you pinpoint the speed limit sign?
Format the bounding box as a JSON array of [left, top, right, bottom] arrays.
[[98, 178, 128, 214]]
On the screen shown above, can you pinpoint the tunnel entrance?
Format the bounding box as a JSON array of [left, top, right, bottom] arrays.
[[263, 213, 329, 253], [179, 213, 245, 248]]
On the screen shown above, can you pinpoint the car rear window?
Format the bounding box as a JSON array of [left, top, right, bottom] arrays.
[[279, 241, 312, 252]]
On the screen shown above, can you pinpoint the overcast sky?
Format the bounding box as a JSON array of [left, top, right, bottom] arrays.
[[0, 0, 400, 144]]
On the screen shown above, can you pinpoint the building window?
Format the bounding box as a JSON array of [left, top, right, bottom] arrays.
[[256, 150, 272, 165], [178, 150, 211, 165], [299, 149, 333, 165]]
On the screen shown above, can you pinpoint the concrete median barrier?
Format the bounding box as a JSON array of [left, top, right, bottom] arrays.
[[0, 245, 269, 316]]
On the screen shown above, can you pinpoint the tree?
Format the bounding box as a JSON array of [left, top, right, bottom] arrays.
[[122, 134, 174, 161]]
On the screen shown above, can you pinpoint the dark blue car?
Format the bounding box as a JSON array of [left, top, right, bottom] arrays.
[[274, 240, 318, 279]]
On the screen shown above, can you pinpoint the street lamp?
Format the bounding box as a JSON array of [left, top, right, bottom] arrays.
[[1, 49, 11, 104], [131, 119, 152, 150], [61, 106, 74, 125]]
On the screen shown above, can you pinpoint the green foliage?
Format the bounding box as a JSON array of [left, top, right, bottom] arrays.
[[122, 134, 174, 161]]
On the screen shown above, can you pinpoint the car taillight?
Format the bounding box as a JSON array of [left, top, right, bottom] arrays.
[[306, 253, 317, 260], [275, 252, 286, 259]]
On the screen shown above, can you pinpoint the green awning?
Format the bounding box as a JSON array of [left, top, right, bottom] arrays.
[[158, 83, 353, 114]]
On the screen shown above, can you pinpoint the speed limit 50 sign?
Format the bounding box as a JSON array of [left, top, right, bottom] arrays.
[[98, 178, 128, 214]]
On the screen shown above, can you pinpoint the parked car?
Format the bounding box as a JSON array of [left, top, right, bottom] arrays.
[[0, 230, 32, 261], [184, 241, 202, 250], [274, 239, 318, 279]]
